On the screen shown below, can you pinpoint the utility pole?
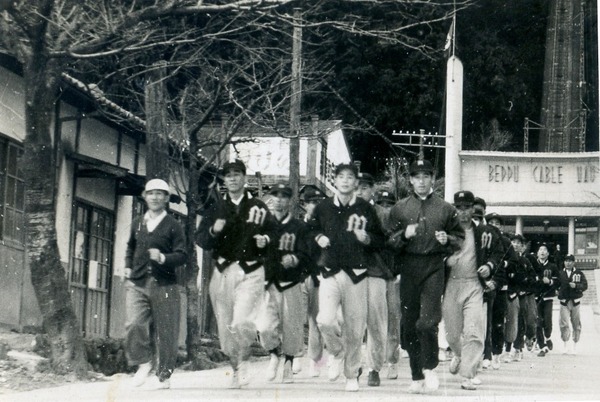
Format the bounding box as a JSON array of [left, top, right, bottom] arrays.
[[145, 61, 170, 181], [289, 7, 302, 216]]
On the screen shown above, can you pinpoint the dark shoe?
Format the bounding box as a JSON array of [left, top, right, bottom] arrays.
[[368, 370, 380, 386], [546, 339, 553, 350], [537, 347, 549, 357]]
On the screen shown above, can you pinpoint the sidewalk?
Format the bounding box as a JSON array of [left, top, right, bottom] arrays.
[[4, 304, 600, 402]]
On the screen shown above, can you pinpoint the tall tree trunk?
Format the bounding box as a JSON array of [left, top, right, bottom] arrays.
[[22, 44, 87, 377], [184, 131, 201, 363]]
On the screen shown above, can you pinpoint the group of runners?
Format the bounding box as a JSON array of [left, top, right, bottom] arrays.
[[124, 158, 588, 393]]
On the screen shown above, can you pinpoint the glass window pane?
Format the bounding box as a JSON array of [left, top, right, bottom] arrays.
[[7, 145, 17, 176], [5, 177, 15, 207], [15, 180, 24, 210]]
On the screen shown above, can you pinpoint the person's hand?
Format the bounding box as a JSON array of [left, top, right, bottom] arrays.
[[213, 219, 226, 234], [354, 229, 370, 245], [148, 248, 162, 262], [254, 234, 268, 248], [124, 268, 131, 279], [281, 254, 297, 269], [394, 274, 401, 284], [542, 277, 550, 285], [404, 223, 419, 239], [477, 264, 491, 279], [485, 280, 497, 292], [435, 230, 448, 245], [317, 235, 330, 249], [569, 282, 576, 289]]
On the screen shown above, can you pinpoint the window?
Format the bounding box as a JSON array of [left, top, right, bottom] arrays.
[[0, 138, 25, 244]]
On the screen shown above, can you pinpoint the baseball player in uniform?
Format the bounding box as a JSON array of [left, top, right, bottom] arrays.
[[257, 183, 309, 383], [196, 159, 274, 388], [557, 254, 588, 355], [308, 163, 385, 392]]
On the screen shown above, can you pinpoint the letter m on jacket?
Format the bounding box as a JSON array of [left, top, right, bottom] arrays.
[[279, 233, 296, 251], [481, 232, 493, 249], [247, 205, 267, 225], [346, 214, 367, 232]]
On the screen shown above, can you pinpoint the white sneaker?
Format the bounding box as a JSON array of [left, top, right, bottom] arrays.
[[461, 377, 477, 390], [407, 380, 424, 394], [266, 354, 279, 381], [423, 369, 439, 392], [491, 354, 500, 370], [482, 359, 491, 369], [569, 342, 577, 355], [292, 358, 302, 374], [131, 362, 152, 387], [238, 361, 250, 387], [449, 356, 461, 375], [387, 363, 398, 379], [328, 356, 343, 381], [309, 359, 321, 377], [283, 360, 294, 383], [472, 376, 482, 385], [516, 350, 524, 361], [345, 378, 359, 392], [438, 349, 448, 362], [562, 341, 569, 355], [143, 375, 170, 390]]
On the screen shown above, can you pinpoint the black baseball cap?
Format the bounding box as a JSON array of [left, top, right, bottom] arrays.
[[454, 190, 475, 207], [485, 212, 504, 225], [358, 172, 375, 186], [221, 159, 246, 175], [376, 189, 396, 205], [269, 183, 293, 198], [564, 254, 575, 261], [408, 159, 434, 176], [302, 186, 326, 202]]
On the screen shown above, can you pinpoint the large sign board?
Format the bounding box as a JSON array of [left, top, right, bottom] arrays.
[[460, 151, 599, 216]]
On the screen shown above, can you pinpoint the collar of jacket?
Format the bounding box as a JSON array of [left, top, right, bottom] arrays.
[[224, 190, 253, 202], [334, 193, 357, 207], [412, 189, 434, 201]]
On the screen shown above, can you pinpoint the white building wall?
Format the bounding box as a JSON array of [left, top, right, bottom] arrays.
[[0, 66, 25, 142]]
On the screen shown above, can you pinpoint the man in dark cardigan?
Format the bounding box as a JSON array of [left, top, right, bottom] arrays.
[[125, 178, 187, 390]]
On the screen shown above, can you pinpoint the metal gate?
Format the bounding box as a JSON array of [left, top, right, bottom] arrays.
[[69, 202, 114, 337]]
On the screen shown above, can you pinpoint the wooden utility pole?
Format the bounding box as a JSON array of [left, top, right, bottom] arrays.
[[145, 61, 170, 181], [289, 8, 302, 216]]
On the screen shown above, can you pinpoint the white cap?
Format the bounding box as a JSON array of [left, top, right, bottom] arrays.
[[144, 179, 170, 195]]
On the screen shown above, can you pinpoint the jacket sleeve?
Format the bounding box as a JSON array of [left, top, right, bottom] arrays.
[[386, 204, 409, 251], [444, 206, 464, 254], [576, 270, 589, 292], [366, 204, 386, 250], [125, 220, 137, 268], [196, 203, 219, 250], [155, 219, 187, 276]]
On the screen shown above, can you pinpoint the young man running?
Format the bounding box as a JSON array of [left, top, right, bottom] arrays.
[[309, 163, 385, 392], [196, 159, 273, 388], [258, 184, 308, 383], [387, 159, 464, 394]]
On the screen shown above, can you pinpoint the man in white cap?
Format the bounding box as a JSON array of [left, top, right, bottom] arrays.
[[125, 178, 187, 390]]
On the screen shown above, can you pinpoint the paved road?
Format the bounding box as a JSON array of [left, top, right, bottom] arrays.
[[5, 305, 600, 402]]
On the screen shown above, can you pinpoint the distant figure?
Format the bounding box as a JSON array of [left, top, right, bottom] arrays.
[[557, 254, 588, 355], [553, 244, 565, 270]]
